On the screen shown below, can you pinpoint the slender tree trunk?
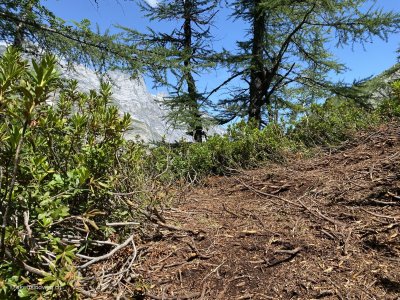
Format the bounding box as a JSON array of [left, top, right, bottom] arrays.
[[248, 0, 266, 128], [12, 1, 32, 49], [183, 0, 203, 142], [13, 22, 25, 49], [264, 92, 275, 124]]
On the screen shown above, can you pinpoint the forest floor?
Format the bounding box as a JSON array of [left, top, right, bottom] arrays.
[[137, 123, 400, 300], [109, 123, 400, 299]]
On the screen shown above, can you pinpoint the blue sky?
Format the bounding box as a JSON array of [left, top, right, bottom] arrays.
[[44, 0, 400, 94]]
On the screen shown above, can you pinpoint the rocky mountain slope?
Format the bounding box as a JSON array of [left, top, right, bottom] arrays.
[[357, 63, 400, 104], [62, 65, 224, 143]]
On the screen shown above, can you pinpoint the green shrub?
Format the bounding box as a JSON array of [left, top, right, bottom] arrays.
[[203, 121, 297, 173], [290, 99, 379, 147], [149, 121, 298, 181], [0, 48, 132, 299], [376, 80, 400, 119]]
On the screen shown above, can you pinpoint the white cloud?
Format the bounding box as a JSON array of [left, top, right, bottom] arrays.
[[145, 0, 158, 7]]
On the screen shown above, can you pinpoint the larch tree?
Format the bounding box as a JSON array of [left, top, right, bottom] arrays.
[[0, 0, 139, 72], [218, 0, 400, 128], [122, 0, 220, 142]]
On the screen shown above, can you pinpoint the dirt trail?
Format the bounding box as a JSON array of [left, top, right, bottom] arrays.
[[139, 124, 400, 300]]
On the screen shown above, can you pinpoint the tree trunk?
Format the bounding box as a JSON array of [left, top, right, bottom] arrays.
[[12, 2, 31, 49], [13, 22, 25, 49], [183, 0, 203, 142], [248, 0, 266, 129]]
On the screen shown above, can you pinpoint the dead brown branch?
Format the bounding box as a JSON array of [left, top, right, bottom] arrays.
[[78, 235, 136, 269]]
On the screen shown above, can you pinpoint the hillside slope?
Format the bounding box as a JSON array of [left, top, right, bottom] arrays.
[[137, 123, 400, 300]]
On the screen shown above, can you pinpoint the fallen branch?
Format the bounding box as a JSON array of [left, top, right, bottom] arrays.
[[222, 203, 241, 218], [266, 247, 302, 268], [274, 247, 303, 255], [201, 260, 226, 283], [186, 241, 213, 260], [361, 208, 398, 220], [237, 178, 343, 226], [78, 235, 135, 269], [298, 200, 345, 226], [342, 229, 352, 256], [145, 292, 201, 300], [141, 209, 198, 234], [77, 288, 97, 298], [64, 238, 118, 247], [388, 192, 400, 201], [237, 294, 254, 300], [368, 199, 400, 206], [109, 190, 146, 196], [106, 222, 140, 227], [157, 221, 199, 235], [236, 178, 301, 208], [320, 229, 336, 240], [96, 238, 138, 290]]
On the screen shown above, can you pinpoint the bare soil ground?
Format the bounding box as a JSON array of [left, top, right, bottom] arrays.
[[132, 124, 400, 299]]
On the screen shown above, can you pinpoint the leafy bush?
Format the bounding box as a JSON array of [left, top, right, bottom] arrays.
[[289, 99, 379, 147], [149, 121, 298, 181], [0, 48, 133, 299], [204, 121, 298, 173], [376, 79, 400, 119]]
